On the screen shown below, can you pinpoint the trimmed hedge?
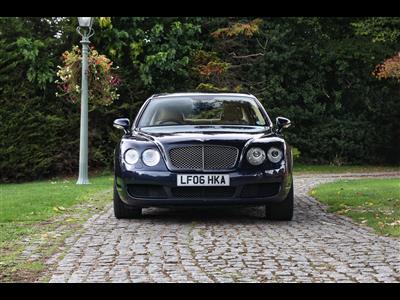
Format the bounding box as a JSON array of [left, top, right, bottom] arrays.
[[1, 17, 399, 182]]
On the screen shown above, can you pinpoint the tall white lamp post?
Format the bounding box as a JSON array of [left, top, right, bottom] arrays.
[[76, 17, 94, 184]]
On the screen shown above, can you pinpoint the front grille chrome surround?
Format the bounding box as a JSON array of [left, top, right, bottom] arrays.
[[169, 145, 239, 171]]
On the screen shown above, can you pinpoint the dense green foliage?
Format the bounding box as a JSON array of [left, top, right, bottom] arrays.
[[1, 17, 399, 182]]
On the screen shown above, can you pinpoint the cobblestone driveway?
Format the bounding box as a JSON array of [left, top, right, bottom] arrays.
[[49, 174, 400, 283]]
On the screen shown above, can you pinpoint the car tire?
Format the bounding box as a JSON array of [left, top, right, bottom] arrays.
[[265, 181, 293, 221], [113, 182, 142, 219]]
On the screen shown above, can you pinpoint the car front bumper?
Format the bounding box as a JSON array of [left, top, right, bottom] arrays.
[[115, 165, 292, 208]]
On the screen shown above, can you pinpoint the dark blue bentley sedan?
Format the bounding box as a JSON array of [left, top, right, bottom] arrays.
[[113, 93, 293, 220]]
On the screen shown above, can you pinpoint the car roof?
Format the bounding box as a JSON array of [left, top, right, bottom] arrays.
[[150, 92, 256, 99]]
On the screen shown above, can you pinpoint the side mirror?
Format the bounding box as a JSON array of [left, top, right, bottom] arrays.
[[113, 118, 131, 134], [276, 116, 291, 133]]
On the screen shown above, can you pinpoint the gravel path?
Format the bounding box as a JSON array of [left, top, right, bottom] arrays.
[[48, 173, 400, 283]]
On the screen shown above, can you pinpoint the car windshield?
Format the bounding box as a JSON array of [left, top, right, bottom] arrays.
[[137, 96, 268, 128]]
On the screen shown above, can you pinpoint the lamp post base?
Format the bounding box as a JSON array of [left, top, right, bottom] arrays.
[[76, 177, 90, 185]]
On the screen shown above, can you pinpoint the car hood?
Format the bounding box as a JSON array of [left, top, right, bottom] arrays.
[[128, 125, 278, 150]]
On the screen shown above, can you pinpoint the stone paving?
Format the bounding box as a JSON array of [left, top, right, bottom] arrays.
[[48, 173, 400, 283]]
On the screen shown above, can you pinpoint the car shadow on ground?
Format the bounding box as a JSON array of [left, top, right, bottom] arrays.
[[135, 205, 273, 224], [124, 194, 319, 225]]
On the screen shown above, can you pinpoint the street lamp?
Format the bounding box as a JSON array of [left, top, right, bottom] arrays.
[[76, 17, 94, 184]]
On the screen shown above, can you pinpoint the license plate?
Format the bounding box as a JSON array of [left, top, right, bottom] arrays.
[[177, 174, 230, 186]]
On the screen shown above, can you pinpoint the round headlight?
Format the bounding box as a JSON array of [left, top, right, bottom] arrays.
[[124, 149, 139, 165], [142, 149, 161, 167], [246, 147, 266, 165], [267, 147, 283, 163]]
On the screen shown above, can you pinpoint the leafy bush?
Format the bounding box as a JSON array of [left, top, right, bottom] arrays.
[[1, 17, 399, 182], [292, 147, 301, 161]]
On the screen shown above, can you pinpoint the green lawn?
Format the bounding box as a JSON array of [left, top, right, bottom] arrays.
[[0, 174, 113, 281], [311, 178, 400, 237], [294, 163, 400, 174], [0, 174, 113, 245]]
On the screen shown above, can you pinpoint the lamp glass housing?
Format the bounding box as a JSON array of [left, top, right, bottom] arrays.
[[78, 17, 93, 28]]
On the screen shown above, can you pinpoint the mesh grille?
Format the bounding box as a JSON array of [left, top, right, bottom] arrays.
[[204, 145, 238, 170], [127, 184, 167, 199], [169, 145, 238, 170], [240, 183, 280, 198], [171, 187, 236, 198], [169, 146, 203, 169]]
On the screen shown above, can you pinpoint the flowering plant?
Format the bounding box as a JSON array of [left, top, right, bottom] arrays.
[[55, 45, 121, 107], [373, 52, 400, 81]]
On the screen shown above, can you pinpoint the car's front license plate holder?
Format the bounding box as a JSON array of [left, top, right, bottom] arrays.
[[177, 174, 230, 186]]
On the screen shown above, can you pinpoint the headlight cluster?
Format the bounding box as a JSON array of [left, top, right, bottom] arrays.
[[124, 149, 139, 165], [246, 146, 283, 165], [246, 147, 266, 165], [267, 147, 283, 163], [142, 149, 160, 166], [124, 148, 161, 166]]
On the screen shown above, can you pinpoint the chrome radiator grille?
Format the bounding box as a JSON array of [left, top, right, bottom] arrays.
[[169, 145, 239, 170]]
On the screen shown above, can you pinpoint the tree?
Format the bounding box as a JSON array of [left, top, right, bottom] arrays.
[[194, 17, 400, 164], [352, 17, 400, 43], [1, 17, 400, 182]]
